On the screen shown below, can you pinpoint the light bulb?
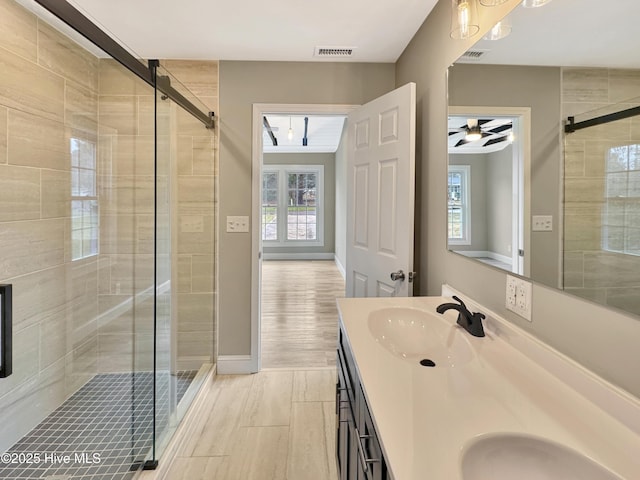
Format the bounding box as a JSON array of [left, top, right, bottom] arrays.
[[287, 117, 294, 141], [450, 0, 479, 40], [457, 0, 471, 38]]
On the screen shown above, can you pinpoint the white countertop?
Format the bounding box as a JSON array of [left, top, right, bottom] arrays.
[[337, 295, 640, 480]]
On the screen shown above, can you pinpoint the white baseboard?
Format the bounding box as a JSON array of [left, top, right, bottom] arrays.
[[334, 255, 346, 279], [263, 252, 334, 261], [217, 355, 254, 374]]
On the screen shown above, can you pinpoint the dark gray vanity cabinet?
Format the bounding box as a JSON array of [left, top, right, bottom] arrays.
[[337, 327, 389, 480]]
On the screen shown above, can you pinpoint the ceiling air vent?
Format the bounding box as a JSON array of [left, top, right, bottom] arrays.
[[314, 46, 356, 58], [459, 49, 489, 61]]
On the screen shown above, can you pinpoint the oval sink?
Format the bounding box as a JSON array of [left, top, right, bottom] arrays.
[[461, 433, 623, 480], [367, 307, 474, 367]]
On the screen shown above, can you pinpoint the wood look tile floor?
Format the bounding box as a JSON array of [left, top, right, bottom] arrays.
[[261, 260, 345, 369], [168, 369, 339, 480]]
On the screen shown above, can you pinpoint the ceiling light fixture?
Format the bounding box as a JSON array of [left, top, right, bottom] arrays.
[[465, 119, 482, 141], [483, 16, 512, 40], [288, 117, 294, 141], [450, 0, 480, 40], [522, 0, 553, 7], [479, 0, 509, 5]]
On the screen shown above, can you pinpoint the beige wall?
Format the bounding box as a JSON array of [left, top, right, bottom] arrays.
[[563, 67, 640, 316], [263, 152, 336, 256], [218, 61, 395, 355], [396, 0, 640, 398]]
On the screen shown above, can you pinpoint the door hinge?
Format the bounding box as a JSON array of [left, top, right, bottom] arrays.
[[518, 249, 524, 257]]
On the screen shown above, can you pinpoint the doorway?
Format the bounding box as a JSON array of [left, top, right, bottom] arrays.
[[447, 106, 531, 276], [251, 104, 357, 370]]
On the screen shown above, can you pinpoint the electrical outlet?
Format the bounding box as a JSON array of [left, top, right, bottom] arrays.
[[532, 215, 553, 232], [506, 274, 532, 321], [506, 276, 517, 308], [226, 215, 249, 233]]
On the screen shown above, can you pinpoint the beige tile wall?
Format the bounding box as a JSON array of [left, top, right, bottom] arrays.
[[163, 60, 219, 369], [563, 67, 640, 314], [0, 0, 219, 452], [0, 0, 99, 452]]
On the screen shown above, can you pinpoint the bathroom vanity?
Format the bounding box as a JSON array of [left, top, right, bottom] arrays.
[[335, 293, 640, 480]]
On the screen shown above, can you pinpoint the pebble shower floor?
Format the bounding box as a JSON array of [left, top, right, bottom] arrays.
[[0, 371, 197, 480]]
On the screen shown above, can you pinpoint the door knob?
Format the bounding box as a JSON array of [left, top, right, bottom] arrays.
[[390, 270, 405, 281]]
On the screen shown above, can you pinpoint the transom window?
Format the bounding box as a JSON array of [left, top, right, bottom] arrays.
[[262, 165, 324, 246], [448, 165, 471, 245]]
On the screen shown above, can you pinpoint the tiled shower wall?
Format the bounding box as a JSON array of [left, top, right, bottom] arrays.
[[0, 0, 101, 452], [563, 67, 640, 314], [0, 0, 218, 451], [163, 60, 218, 370]]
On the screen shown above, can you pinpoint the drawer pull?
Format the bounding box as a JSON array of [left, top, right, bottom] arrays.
[[355, 427, 380, 473]]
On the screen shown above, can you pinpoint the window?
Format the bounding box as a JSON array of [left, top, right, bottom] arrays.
[[603, 145, 640, 255], [262, 165, 324, 246], [262, 171, 279, 241], [71, 137, 99, 260], [448, 165, 470, 245]]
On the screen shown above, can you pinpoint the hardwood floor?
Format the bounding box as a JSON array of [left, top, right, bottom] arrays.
[[167, 369, 339, 480], [260, 260, 345, 368]]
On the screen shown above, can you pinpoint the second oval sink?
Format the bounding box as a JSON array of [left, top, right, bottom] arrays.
[[461, 433, 623, 480], [367, 307, 474, 367]]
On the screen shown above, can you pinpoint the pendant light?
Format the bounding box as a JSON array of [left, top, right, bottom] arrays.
[[522, 0, 553, 7], [450, 0, 480, 40], [483, 16, 512, 41], [287, 117, 294, 141]]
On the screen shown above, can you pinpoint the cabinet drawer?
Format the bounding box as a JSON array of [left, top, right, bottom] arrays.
[[339, 329, 358, 408], [358, 386, 386, 480]]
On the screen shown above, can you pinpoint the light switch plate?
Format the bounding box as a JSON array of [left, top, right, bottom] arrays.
[[532, 215, 553, 232], [506, 274, 532, 321], [226, 215, 249, 233]]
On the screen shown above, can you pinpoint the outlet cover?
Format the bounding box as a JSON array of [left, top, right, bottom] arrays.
[[506, 274, 532, 321], [532, 215, 553, 232], [226, 215, 249, 233]]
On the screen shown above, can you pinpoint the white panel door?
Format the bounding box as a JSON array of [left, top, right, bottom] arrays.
[[346, 83, 416, 297]]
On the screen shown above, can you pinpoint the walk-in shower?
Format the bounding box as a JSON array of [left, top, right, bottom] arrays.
[[0, 0, 218, 478]]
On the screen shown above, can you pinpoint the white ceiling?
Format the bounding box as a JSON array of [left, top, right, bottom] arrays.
[[66, 0, 438, 62], [263, 115, 346, 153], [448, 116, 514, 154], [459, 0, 640, 69]]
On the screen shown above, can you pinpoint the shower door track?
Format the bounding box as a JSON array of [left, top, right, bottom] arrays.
[[34, 0, 215, 129]]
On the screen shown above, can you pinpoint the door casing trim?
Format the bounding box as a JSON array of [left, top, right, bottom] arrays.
[[250, 103, 358, 373]]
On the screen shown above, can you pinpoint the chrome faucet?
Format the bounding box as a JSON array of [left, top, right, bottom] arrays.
[[436, 296, 486, 337]]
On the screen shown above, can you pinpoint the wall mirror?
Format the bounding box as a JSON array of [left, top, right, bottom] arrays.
[[447, 0, 640, 317]]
